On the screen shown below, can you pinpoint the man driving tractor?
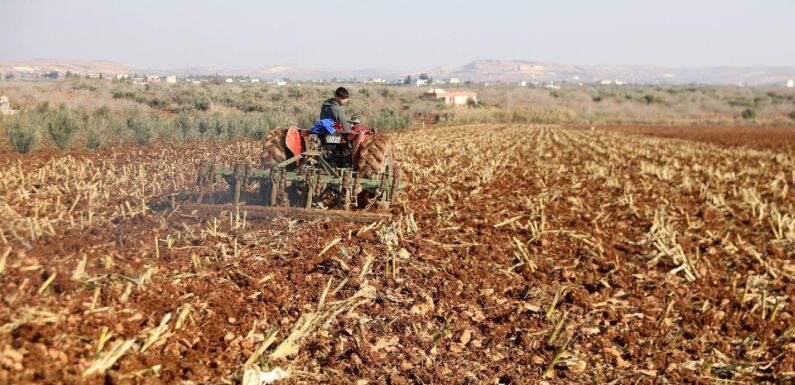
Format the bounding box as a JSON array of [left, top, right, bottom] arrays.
[[320, 87, 352, 133]]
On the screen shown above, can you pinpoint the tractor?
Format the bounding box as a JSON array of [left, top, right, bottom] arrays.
[[193, 119, 402, 222]]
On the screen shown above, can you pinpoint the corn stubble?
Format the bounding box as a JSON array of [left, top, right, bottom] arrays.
[[0, 124, 794, 383]]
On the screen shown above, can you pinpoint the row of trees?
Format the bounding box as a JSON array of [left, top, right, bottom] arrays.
[[2, 102, 415, 153]]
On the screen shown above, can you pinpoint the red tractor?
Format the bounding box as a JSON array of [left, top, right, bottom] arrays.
[[193, 119, 402, 222]]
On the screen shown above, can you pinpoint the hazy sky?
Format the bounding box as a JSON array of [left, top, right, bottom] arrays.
[[1, 0, 793, 70]]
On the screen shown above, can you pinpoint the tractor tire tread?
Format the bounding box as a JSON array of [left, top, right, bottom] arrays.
[[354, 135, 393, 178], [260, 128, 289, 167]]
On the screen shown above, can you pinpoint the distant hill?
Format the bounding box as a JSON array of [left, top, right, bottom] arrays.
[[426, 60, 585, 83], [426, 60, 795, 85], [2, 58, 794, 85], [125, 64, 403, 81], [0, 59, 135, 76]]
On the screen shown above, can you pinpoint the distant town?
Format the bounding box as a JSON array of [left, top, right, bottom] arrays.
[[8, 70, 792, 91], [2, 59, 795, 88]]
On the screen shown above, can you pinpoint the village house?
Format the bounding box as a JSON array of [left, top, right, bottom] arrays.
[[146, 75, 161, 83], [787, 79, 794, 88], [166, 75, 177, 84], [0, 96, 17, 115], [423, 88, 477, 106]]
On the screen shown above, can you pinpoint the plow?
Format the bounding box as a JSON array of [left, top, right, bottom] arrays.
[[186, 123, 403, 222]]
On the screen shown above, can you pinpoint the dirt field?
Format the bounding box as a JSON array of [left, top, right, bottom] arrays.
[[600, 124, 795, 152], [1, 124, 794, 384]]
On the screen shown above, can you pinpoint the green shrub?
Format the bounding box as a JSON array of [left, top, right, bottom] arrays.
[[193, 94, 211, 111], [370, 108, 411, 131], [789, 110, 795, 121], [729, 97, 754, 108], [85, 116, 108, 150], [741, 108, 756, 120], [197, 117, 210, 140], [247, 116, 269, 140], [212, 115, 225, 138], [148, 97, 169, 109], [72, 82, 100, 92], [287, 88, 303, 99], [225, 116, 240, 140], [127, 112, 153, 146], [173, 113, 194, 141], [35, 101, 51, 115], [296, 113, 316, 129], [4, 114, 41, 153], [47, 104, 80, 150], [236, 98, 265, 112]]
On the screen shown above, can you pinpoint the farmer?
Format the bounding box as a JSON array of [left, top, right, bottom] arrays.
[[320, 87, 352, 133]]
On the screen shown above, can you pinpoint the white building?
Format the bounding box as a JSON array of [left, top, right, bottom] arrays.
[[116, 73, 130, 80], [544, 81, 560, 90], [166, 75, 177, 84], [519, 80, 527, 87], [415, 79, 428, 86], [423, 88, 477, 106], [251, 78, 260, 83], [145, 75, 160, 83], [448, 77, 460, 84], [0, 95, 16, 115], [787, 79, 794, 88]]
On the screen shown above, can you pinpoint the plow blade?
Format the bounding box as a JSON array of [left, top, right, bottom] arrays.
[[181, 203, 392, 223]]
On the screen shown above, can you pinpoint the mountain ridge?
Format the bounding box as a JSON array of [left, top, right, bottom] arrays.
[[2, 59, 794, 85]]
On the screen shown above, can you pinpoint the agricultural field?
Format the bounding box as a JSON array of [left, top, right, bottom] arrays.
[[2, 79, 795, 155], [1, 123, 794, 384]]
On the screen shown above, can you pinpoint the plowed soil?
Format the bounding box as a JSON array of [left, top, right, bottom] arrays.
[[1, 124, 794, 385], [600, 124, 795, 152]]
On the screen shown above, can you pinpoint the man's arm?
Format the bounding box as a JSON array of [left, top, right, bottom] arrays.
[[334, 104, 352, 132]]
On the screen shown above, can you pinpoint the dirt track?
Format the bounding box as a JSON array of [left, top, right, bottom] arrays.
[[1, 124, 794, 384]]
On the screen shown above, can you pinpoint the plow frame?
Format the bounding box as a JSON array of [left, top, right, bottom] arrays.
[[195, 149, 402, 215]]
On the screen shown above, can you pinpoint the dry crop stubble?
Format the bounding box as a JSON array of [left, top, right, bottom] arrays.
[[0, 124, 794, 384]]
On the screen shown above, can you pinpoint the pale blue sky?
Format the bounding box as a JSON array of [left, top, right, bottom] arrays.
[[1, 0, 793, 70]]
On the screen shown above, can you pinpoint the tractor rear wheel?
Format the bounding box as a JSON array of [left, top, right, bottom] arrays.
[[259, 128, 292, 205], [354, 135, 396, 208], [354, 135, 394, 178], [259, 128, 289, 168]]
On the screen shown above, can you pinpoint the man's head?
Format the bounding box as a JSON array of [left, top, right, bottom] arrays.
[[334, 87, 350, 105]]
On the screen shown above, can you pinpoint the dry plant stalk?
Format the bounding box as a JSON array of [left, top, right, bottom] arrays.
[[0, 247, 10, 275], [83, 339, 136, 376]]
